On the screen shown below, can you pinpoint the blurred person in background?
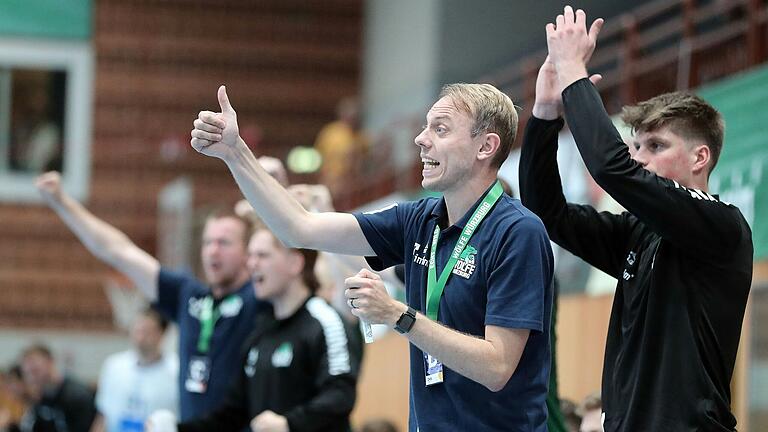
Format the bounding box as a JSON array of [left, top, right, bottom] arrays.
[[1, 365, 29, 432], [148, 227, 360, 432], [313, 97, 369, 196], [19, 345, 95, 432], [576, 392, 603, 432], [91, 308, 178, 432], [35, 172, 269, 421], [520, 6, 752, 431], [559, 399, 582, 432]]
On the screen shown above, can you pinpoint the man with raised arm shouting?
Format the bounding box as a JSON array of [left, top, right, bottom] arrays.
[[36, 173, 269, 421], [190, 84, 554, 431]]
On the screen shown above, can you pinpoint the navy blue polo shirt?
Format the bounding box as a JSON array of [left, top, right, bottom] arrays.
[[154, 269, 269, 421], [354, 188, 554, 432]]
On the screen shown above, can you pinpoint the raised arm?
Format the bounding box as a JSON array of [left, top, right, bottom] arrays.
[[547, 7, 748, 257], [36, 172, 160, 301], [190, 86, 373, 256], [520, 54, 631, 277]]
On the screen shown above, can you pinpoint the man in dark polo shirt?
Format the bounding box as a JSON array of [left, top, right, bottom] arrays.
[[36, 172, 269, 421], [189, 83, 554, 431]]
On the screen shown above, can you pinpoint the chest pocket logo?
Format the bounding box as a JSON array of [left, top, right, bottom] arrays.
[[452, 245, 478, 279], [271, 342, 294, 368]]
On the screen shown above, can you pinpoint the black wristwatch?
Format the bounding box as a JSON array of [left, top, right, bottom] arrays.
[[394, 306, 417, 334]]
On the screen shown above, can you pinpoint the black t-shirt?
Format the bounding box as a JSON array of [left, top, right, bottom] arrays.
[[519, 79, 753, 431]]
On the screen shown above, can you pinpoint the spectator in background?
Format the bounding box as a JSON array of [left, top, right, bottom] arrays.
[[238, 170, 404, 344], [9, 71, 63, 173], [0, 365, 29, 432], [35, 172, 269, 421], [313, 97, 369, 196], [148, 227, 360, 432], [576, 392, 603, 432], [19, 345, 95, 432], [91, 308, 178, 432], [559, 399, 582, 432]]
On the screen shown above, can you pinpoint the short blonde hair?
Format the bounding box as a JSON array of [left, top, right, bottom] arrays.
[[439, 83, 519, 168]]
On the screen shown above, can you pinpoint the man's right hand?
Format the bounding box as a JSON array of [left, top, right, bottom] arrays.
[[191, 85, 241, 161], [35, 171, 64, 204]]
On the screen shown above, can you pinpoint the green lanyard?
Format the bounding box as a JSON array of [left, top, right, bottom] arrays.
[[426, 181, 503, 321], [197, 295, 225, 354]]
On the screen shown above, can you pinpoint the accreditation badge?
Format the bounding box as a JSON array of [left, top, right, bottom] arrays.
[[423, 352, 444, 386], [184, 356, 211, 393]]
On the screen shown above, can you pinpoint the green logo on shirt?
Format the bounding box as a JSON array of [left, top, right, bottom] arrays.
[[453, 245, 478, 279], [271, 342, 293, 368]]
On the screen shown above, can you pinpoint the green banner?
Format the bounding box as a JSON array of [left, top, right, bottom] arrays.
[[699, 65, 768, 259], [0, 0, 91, 39]]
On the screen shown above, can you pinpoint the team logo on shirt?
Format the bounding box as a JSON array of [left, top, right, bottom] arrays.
[[271, 342, 293, 368], [244, 347, 259, 377], [187, 295, 244, 320], [411, 241, 478, 279], [412, 241, 430, 267], [452, 245, 478, 279]]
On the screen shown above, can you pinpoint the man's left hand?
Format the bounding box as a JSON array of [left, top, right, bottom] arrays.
[[344, 269, 405, 327]]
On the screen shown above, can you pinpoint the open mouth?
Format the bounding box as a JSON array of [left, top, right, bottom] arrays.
[[251, 274, 265, 284], [422, 158, 440, 168]]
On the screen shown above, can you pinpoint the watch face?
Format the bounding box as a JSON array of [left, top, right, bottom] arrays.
[[396, 308, 416, 334]]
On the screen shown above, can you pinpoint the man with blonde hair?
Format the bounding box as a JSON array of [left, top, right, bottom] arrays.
[[189, 83, 554, 431]]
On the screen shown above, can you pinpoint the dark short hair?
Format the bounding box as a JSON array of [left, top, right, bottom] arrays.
[[140, 307, 169, 332], [297, 248, 320, 294], [22, 344, 53, 361], [621, 92, 724, 174]]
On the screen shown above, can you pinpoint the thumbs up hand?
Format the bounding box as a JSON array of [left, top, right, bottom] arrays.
[[191, 85, 242, 160]]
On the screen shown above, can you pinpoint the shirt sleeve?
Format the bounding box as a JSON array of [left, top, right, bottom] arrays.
[[562, 78, 751, 262], [484, 215, 553, 334], [353, 201, 416, 270], [519, 115, 635, 278], [153, 268, 187, 322]]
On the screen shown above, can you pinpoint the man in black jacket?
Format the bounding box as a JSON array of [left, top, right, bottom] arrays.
[[519, 6, 753, 431], [149, 227, 360, 432], [19, 345, 96, 432]]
